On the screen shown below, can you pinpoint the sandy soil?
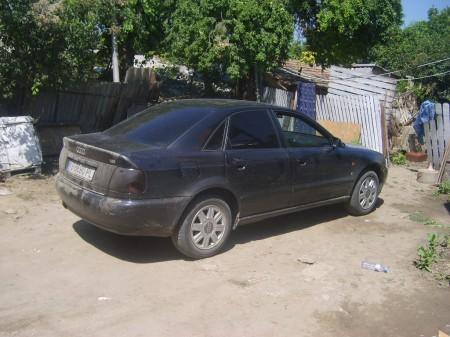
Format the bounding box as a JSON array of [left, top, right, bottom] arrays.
[[0, 166, 449, 337]]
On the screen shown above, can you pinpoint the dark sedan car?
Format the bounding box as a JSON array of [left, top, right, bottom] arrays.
[[56, 99, 387, 258]]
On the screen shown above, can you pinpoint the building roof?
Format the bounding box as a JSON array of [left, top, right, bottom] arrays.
[[283, 60, 330, 85], [266, 60, 330, 90], [350, 63, 399, 78]]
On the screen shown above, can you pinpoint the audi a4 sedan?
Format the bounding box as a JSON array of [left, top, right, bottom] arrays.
[[56, 99, 387, 258]]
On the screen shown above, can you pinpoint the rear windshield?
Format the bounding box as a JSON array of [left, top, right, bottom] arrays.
[[104, 103, 210, 146]]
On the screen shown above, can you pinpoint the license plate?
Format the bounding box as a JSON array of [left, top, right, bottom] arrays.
[[66, 160, 96, 181]]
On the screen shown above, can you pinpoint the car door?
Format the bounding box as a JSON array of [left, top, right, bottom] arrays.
[[225, 109, 291, 217], [271, 110, 352, 206]]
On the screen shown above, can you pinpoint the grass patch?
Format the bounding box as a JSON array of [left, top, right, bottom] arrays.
[[408, 212, 449, 228]]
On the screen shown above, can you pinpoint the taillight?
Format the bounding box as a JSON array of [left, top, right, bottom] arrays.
[[109, 168, 146, 195]]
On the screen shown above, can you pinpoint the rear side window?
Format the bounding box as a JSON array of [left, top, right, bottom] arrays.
[[104, 104, 209, 147], [204, 122, 225, 150], [227, 110, 279, 150]]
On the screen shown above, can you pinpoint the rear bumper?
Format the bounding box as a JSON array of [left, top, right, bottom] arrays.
[[55, 174, 190, 237]]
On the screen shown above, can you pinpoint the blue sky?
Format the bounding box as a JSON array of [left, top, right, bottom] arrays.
[[402, 0, 450, 26]]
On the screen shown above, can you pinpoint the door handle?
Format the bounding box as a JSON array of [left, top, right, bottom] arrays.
[[231, 158, 247, 171], [296, 159, 308, 167]]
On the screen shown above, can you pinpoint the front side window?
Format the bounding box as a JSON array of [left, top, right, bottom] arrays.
[[275, 112, 330, 148], [227, 110, 279, 150]]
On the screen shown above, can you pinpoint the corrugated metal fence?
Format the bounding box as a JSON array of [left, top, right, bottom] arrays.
[[262, 87, 293, 108], [424, 103, 450, 169], [262, 86, 384, 154], [328, 66, 397, 126]]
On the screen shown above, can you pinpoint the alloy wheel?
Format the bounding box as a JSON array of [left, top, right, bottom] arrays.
[[359, 176, 378, 210], [190, 205, 227, 250]]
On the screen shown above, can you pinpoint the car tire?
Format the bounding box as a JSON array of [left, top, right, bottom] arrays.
[[172, 197, 232, 259], [345, 170, 380, 216]]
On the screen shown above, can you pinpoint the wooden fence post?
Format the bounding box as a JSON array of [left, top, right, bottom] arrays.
[[380, 100, 389, 159]]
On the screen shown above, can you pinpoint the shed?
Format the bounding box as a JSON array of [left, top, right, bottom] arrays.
[[328, 64, 398, 130]]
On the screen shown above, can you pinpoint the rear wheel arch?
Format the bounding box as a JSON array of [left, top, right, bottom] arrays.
[[177, 187, 240, 231]]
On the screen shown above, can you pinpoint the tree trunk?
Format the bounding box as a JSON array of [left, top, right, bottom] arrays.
[[111, 31, 120, 83], [189, 71, 195, 96], [203, 73, 214, 97]]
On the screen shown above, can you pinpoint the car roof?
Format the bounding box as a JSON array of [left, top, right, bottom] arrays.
[[159, 99, 273, 114]]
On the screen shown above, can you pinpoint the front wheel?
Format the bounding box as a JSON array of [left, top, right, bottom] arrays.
[[345, 171, 379, 216], [172, 197, 232, 259]]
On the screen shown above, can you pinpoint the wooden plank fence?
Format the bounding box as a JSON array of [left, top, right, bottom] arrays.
[[316, 94, 384, 154], [1, 68, 159, 133], [424, 103, 450, 169], [22, 81, 152, 133]]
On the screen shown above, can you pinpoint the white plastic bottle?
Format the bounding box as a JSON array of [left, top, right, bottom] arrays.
[[361, 261, 389, 273]]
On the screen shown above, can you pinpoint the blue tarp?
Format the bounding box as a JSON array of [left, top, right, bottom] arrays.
[[414, 100, 435, 144], [295, 81, 316, 134], [296, 81, 316, 119]]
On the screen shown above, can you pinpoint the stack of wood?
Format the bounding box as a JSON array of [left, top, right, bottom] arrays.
[[390, 91, 420, 152]]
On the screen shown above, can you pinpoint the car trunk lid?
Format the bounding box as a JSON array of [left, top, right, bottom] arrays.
[[59, 133, 147, 195]]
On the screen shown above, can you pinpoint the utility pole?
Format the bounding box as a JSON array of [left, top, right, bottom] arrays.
[[111, 29, 120, 83], [255, 64, 261, 102]]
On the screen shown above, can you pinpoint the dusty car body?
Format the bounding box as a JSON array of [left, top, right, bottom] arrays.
[[56, 99, 387, 258]]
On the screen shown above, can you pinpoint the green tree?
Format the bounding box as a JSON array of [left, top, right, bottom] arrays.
[[288, 40, 304, 59], [0, 0, 100, 100], [0, 0, 169, 100], [289, 0, 403, 65], [371, 7, 450, 101], [165, 0, 294, 98], [78, 0, 172, 81]]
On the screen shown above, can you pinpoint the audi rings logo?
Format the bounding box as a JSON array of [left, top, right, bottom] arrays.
[[76, 146, 86, 156]]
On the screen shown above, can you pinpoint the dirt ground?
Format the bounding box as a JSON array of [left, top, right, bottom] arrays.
[[0, 165, 449, 337]]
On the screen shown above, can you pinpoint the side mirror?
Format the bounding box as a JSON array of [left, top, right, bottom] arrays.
[[332, 138, 344, 148]]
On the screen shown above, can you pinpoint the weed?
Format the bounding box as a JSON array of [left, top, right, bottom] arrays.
[[350, 138, 361, 145], [424, 218, 440, 226], [415, 233, 450, 280], [440, 234, 450, 248], [415, 233, 439, 271], [391, 152, 406, 165], [436, 180, 450, 195]]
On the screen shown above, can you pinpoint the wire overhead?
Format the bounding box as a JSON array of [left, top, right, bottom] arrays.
[[283, 55, 450, 83]]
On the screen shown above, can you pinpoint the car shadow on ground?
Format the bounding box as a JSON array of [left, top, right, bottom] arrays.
[[444, 201, 450, 214], [73, 199, 384, 263]]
